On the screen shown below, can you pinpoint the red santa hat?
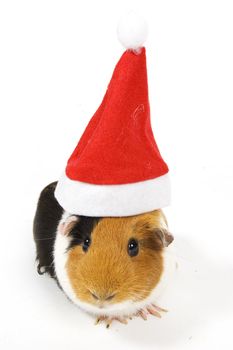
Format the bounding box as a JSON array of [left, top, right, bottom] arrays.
[[55, 13, 170, 217]]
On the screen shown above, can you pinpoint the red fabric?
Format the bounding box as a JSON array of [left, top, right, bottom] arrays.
[[66, 48, 168, 185]]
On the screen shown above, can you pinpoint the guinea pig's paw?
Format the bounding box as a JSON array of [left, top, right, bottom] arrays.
[[136, 304, 168, 320], [95, 315, 129, 328], [37, 263, 47, 275]]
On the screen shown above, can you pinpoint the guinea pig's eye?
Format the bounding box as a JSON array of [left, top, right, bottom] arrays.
[[82, 237, 91, 252], [127, 238, 139, 257]]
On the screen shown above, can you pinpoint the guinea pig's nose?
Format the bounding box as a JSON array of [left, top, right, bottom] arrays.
[[90, 291, 116, 302]]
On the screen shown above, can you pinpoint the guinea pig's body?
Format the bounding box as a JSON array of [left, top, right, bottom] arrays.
[[33, 182, 175, 325]]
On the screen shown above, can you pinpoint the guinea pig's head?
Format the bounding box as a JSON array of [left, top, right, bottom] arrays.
[[55, 210, 174, 316]]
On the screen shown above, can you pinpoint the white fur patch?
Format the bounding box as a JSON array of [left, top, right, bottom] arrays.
[[53, 212, 78, 304], [53, 213, 176, 318]]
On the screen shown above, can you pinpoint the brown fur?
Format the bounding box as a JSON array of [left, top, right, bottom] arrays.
[[66, 209, 171, 307]]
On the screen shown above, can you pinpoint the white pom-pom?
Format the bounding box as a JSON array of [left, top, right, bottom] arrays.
[[117, 12, 148, 51]]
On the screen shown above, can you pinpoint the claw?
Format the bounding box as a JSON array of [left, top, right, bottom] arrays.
[[106, 320, 112, 328], [151, 304, 168, 313], [137, 309, 148, 320], [95, 315, 107, 325], [115, 317, 128, 324], [147, 307, 161, 318], [95, 318, 100, 325]]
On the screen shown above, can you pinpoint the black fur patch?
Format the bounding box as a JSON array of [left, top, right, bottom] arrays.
[[33, 181, 63, 279], [33, 181, 102, 279], [68, 216, 101, 250]]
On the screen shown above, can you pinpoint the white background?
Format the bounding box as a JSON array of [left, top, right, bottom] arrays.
[[0, 0, 233, 349]]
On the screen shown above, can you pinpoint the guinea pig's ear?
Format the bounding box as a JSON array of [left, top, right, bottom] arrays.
[[58, 215, 79, 236], [154, 228, 174, 248]]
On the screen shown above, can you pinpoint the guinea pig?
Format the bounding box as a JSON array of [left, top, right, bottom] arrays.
[[33, 181, 175, 327]]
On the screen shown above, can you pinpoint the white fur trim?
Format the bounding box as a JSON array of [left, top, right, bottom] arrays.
[[55, 172, 170, 217], [53, 215, 176, 318]]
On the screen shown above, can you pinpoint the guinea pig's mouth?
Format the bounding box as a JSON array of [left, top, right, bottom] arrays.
[[92, 298, 115, 309], [87, 289, 117, 309]]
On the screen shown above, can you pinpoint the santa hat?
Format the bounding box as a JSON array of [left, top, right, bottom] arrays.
[[55, 13, 170, 217]]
